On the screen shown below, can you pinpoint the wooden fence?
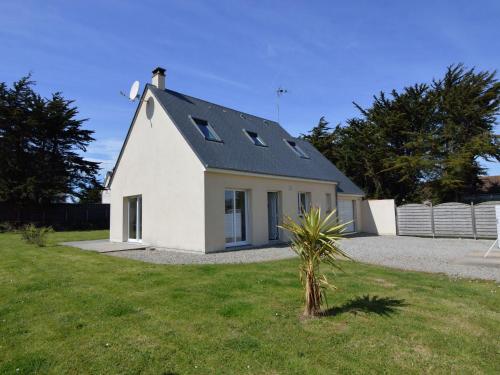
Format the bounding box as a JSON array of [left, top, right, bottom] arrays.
[[396, 201, 499, 239], [0, 203, 110, 230]]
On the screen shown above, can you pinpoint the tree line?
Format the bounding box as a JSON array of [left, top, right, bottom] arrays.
[[302, 64, 500, 203], [1, 65, 498, 205]]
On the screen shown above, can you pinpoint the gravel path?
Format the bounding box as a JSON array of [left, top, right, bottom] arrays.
[[106, 245, 296, 265], [73, 235, 499, 281]]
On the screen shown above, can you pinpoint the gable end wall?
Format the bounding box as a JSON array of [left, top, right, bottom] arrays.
[[109, 88, 206, 251]]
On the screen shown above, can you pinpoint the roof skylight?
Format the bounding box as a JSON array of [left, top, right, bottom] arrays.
[[191, 117, 221, 142], [244, 130, 266, 147], [284, 140, 309, 158]]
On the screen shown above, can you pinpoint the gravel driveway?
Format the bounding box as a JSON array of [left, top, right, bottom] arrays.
[[339, 235, 499, 282], [71, 235, 499, 281]]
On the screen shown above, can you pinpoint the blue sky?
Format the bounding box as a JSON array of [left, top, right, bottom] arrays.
[[1, 0, 499, 177]]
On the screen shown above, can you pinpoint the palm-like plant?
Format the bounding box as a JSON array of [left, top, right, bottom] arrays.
[[280, 207, 351, 317]]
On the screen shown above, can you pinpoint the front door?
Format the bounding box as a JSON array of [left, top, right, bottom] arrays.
[[128, 196, 142, 242], [225, 190, 248, 247], [267, 192, 280, 240]]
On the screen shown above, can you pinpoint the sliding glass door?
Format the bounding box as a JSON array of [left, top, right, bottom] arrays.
[[128, 196, 142, 242], [267, 192, 280, 240], [224, 190, 248, 246]]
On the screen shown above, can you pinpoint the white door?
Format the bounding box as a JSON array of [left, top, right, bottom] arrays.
[[338, 199, 355, 232], [128, 196, 142, 242], [224, 190, 248, 247]]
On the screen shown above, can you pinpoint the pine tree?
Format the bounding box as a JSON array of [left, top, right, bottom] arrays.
[[0, 76, 100, 204], [78, 180, 104, 203], [301, 116, 335, 160], [302, 64, 500, 203], [430, 64, 500, 201]]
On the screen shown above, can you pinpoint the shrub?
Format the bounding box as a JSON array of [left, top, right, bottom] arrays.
[[0, 222, 15, 233], [20, 224, 54, 247]]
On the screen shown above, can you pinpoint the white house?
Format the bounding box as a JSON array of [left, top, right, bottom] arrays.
[[108, 67, 364, 252]]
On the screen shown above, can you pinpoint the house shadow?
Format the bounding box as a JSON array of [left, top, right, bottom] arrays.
[[323, 295, 407, 317], [343, 232, 380, 238]]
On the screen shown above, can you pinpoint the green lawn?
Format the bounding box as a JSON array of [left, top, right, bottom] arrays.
[[0, 231, 498, 374]]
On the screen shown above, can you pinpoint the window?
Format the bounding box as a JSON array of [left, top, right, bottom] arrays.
[[191, 117, 221, 142], [326, 193, 332, 213], [225, 190, 248, 246], [244, 130, 266, 146], [298, 192, 311, 214], [284, 140, 309, 158]]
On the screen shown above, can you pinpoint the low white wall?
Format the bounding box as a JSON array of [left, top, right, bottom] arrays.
[[101, 189, 111, 204], [361, 199, 396, 235]]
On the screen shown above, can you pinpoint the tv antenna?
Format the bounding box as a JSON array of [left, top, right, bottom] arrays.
[[120, 80, 141, 101], [276, 86, 288, 123]]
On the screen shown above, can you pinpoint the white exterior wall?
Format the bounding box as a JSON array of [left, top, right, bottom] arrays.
[[361, 199, 397, 235], [109, 89, 206, 251], [204, 170, 338, 253]]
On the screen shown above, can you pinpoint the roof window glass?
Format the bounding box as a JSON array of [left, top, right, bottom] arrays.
[[285, 140, 309, 158], [191, 117, 221, 142]]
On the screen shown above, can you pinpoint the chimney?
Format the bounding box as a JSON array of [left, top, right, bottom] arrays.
[[152, 67, 166, 90]]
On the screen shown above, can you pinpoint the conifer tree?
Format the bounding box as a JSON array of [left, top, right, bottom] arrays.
[[0, 76, 100, 204], [303, 64, 500, 203]]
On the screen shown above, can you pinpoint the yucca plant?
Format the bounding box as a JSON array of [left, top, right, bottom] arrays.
[[280, 207, 351, 317]]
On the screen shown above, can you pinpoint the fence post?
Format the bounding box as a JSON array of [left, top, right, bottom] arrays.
[[395, 205, 399, 236], [471, 202, 476, 240], [430, 202, 435, 238]]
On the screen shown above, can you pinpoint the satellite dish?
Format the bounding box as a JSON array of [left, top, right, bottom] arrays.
[[129, 80, 140, 101]]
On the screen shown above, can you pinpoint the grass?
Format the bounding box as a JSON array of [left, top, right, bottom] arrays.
[[0, 231, 499, 374]]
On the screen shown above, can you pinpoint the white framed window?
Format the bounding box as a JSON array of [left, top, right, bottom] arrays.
[[298, 192, 311, 214], [190, 116, 222, 142], [243, 129, 267, 147], [326, 193, 332, 213], [284, 139, 310, 159]]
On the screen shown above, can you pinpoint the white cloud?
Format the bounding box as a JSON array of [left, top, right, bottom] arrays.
[[84, 138, 123, 179], [174, 64, 252, 90]]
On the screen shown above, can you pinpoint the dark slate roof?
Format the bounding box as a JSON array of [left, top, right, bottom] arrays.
[[150, 85, 364, 195]]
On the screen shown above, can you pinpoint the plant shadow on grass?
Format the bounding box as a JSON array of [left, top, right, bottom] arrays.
[[323, 295, 407, 317]]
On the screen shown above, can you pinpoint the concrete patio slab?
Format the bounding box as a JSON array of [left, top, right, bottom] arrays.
[[61, 240, 147, 253]]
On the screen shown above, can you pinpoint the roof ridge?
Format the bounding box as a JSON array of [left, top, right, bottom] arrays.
[[157, 86, 280, 125]]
